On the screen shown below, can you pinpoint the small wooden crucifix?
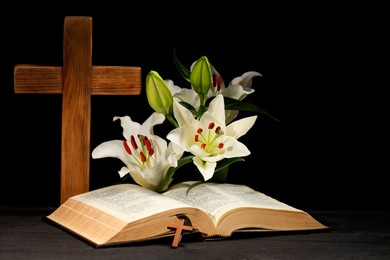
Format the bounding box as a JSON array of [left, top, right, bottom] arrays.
[[167, 217, 194, 248], [14, 16, 141, 204]]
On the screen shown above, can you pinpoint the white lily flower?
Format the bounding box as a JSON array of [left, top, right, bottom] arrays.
[[223, 71, 262, 100], [167, 94, 257, 181], [92, 113, 184, 191], [203, 66, 261, 101], [220, 71, 262, 123]]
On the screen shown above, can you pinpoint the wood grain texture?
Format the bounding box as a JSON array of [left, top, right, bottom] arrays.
[[61, 16, 92, 204], [14, 65, 63, 93], [91, 66, 141, 95], [14, 65, 141, 95]]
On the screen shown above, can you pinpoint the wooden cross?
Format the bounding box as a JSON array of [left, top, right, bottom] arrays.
[[167, 218, 193, 248], [14, 16, 141, 204]]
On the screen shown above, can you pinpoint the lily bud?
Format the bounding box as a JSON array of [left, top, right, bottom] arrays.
[[190, 56, 212, 96], [146, 70, 173, 116]]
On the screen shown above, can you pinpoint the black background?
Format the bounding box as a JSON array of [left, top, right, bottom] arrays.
[[0, 4, 386, 210]]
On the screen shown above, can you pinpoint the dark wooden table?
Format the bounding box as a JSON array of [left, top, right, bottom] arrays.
[[1, 207, 389, 259]]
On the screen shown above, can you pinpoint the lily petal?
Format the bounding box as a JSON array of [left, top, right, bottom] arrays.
[[199, 95, 226, 129], [92, 140, 131, 162], [118, 167, 129, 178], [216, 137, 251, 158], [193, 156, 216, 181], [129, 163, 168, 191], [167, 125, 195, 152], [226, 115, 258, 139], [113, 116, 141, 140], [141, 112, 165, 135], [172, 100, 197, 127], [92, 140, 139, 173], [225, 71, 262, 100], [166, 142, 185, 166]]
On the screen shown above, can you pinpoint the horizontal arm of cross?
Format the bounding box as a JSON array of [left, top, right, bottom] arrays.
[[14, 65, 141, 95]]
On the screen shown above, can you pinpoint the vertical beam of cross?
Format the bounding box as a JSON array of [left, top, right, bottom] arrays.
[[61, 16, 92, 206], [14, 16, 141, 204]]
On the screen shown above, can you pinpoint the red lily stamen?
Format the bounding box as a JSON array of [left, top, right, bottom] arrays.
[[140, 151, 146, 163], [144, 136, 151, 152], [123, 141, 132, 155], [130, 135, 138, 149], [123, 133, 156, 169], [195, 121, 226, 153]]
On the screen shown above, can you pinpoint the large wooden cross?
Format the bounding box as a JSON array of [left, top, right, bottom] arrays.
[[14, 16, 141, 204]]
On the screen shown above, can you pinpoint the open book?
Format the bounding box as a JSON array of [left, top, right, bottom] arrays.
[[46, 181, 328, 247]]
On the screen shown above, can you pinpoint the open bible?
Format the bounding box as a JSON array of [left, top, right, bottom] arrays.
[[46, 181, 328, 247]]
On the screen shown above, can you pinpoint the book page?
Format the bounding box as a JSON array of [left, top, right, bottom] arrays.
[[162, 182, 301, 223], [72, 184, 191, 222]]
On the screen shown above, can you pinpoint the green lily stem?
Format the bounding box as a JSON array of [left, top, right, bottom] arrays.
[[166, 114, 179, 128], [195, 94, 207, 119], [199, 94, 205, 107]]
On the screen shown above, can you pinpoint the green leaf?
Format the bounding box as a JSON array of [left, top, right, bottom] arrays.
[[209, 157, 246, 182], [209, 166, 230, 183], [224, 97, 279, 122], [156, 167, 175, 192], [173, 49, 191, 83], [179, 100, 208, 120], [216, 157, 245, 171], [176, 155, 194, 168], [178, 101, 197, 114]]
